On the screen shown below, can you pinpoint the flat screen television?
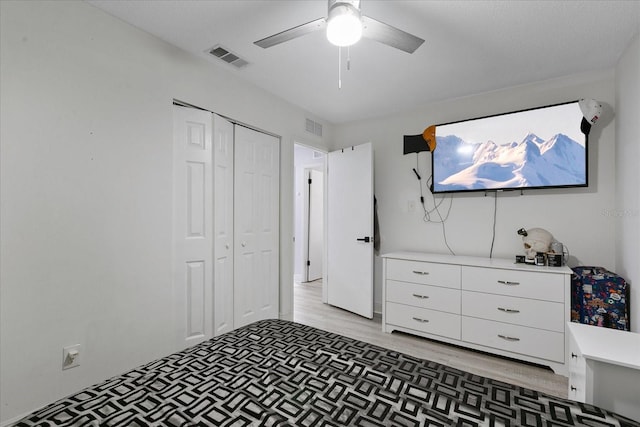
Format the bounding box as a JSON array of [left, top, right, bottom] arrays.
[[431, 100, 587, 194]]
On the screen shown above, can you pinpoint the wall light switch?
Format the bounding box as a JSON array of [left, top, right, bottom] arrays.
[[62, 344, 81, 370]]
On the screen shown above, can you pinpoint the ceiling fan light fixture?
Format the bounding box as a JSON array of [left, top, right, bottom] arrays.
[[326, 4, 362, 47]]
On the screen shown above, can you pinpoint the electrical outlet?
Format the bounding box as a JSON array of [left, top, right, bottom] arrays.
[[408, 200, 417, 213], [62, 344, 81, 370]]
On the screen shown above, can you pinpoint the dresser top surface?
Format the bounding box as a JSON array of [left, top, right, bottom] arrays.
[[382, 252, 572, 275], [568, 322, 640, 370]]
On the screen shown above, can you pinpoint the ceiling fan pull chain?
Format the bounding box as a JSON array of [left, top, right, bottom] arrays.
[[338, 46, 342, 89]]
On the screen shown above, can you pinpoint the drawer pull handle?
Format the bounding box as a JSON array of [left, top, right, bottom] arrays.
[[497, 280, 520, 285], [412, 294, 430, 299], [497, 307, 520, 313], [412, 270, 430, 275], [412, 317, 429, 323], [498, 334, 520, 342]]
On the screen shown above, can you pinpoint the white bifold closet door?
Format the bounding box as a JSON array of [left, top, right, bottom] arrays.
[[174, 106, 279, 347], [232, 125, 280, 329], [173, 105, 214, 349], [212, 114, 235, 336], [212, 116, 280, 334]]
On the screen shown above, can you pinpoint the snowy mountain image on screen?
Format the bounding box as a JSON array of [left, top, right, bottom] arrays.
[[433, 133, 586, 191]]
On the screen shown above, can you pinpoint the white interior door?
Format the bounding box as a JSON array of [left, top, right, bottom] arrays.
[[306, 169, 323, 281], [172, 105, 213, 349], [213, 114, 234, 336], [234, 125, 280, 328], [327, 143, 374, 318]]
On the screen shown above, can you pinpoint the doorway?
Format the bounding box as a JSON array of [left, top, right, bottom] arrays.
[[293, 144, 326, 287]]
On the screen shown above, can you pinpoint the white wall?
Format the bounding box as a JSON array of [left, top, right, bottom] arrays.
[[615, 34, 640, 333], [333, 72, 617, 313], [0, 1, 332, 422]]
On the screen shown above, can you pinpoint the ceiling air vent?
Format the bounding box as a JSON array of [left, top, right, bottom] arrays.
[[207, 45, 249, 69], [305, 118, 323, 137]]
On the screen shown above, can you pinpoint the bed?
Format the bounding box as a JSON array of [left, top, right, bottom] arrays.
[[15, 319, 639, 426]]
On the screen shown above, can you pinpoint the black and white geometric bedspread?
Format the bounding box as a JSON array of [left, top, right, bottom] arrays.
[[16, 319, 639, 426]]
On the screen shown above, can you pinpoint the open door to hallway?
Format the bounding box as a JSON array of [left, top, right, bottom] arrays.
[[326, 142, 374, 319]]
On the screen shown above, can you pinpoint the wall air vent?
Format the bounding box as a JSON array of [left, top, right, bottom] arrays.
[[207, 45, 249, 69], [305, 118, 323, 137]]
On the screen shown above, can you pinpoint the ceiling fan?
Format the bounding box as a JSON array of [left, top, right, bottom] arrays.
[[254, 0, 425, 54]]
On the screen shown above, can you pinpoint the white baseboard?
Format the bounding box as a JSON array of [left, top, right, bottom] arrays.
[[374, 301, 382, 316], [279, 311, 293, 321]]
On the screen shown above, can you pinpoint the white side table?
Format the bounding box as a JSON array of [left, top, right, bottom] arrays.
[[567, 322, 640, 422]]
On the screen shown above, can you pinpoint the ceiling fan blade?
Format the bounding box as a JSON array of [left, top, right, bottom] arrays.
[[254, 18, 327, 49], [361, 15, 424, 54]]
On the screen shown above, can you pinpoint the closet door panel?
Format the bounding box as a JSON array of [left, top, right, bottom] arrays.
[[234, 126, 279, 328], [213, 114, 234, 336], [258, 137, 279, 319], [172, 106, 213, 349]]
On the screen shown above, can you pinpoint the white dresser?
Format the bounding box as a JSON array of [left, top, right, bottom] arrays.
[[382, 252, 573, 375], [568, 322, 640, 421]]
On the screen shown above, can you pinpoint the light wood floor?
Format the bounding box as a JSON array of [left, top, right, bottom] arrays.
[[293, 280, 568, 398]]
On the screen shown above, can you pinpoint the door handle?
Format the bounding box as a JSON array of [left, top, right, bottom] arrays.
[[356, 236, 370, 243]]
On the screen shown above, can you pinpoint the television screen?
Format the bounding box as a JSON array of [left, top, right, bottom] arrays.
[[431, 101, 587, 194]]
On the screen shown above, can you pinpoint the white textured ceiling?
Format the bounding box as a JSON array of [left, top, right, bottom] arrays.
[[86, 0, 639, 124]]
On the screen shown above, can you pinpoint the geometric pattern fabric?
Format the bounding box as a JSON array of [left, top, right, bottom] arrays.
[[15, 319, 640, 426]]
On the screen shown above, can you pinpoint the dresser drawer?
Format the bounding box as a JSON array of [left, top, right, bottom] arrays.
[[462, 291, 564, 332], [387, 280, 460, 314], [386, 302, 461, 340], [462, 317, 564, 362], [462, 266, 565, 302], [386, 259, 460, 289]]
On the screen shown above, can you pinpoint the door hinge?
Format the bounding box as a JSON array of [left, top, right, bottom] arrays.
[[308, 178, 312, 184], [307, 260, 311, 266]]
